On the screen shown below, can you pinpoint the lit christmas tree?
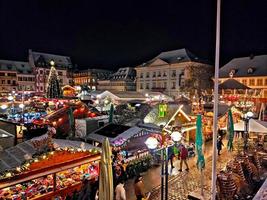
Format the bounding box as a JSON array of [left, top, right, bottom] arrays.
[[46, 64, 62, 98]]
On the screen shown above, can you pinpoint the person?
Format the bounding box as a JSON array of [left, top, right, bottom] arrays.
[[168, 145, 175, 168], [217, 136, 224, 155], [115, 179, 126, 200], [134, 175, 150, 200], [78, 178, 90, 200], [179, 144, 189, 172]]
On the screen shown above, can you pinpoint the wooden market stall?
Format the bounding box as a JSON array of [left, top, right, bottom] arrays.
[[0, 140, 100, 200]]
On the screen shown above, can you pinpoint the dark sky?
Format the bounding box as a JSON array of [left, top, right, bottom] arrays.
[[0, 0, 267, 70]]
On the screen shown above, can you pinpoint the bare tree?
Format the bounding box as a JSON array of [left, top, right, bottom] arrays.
[[180, 65, 213, 99]]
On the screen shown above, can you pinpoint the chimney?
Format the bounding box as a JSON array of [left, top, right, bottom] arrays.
[[250, 54, 254, 60]]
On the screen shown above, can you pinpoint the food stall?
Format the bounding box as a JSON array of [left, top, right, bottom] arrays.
[[0, 141, 100, 200]]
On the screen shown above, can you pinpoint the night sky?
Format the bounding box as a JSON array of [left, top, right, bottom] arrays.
[[0, 0, 266, 70]]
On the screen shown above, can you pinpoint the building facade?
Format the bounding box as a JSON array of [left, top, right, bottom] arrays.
[[0, 60, 35, 95], [28, 49, 73, 95], [97, 67, 136, 91], [73, 69, 112, 90], [219, 54, 267, 98], [135, 48, 211, 98]]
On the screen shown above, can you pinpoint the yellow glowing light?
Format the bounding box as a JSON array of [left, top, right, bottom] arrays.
[[16, 167, 21, 172], [5, 172, 12, 178]]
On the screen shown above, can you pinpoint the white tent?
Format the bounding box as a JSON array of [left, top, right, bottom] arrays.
[[221, 119, 267, 133]]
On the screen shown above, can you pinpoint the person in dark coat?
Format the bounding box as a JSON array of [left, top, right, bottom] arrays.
[[217, 136, 224, 155]]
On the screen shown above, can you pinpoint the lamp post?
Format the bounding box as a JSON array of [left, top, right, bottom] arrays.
[[243, 111, 253, 151], [145, 131, 182, 200]]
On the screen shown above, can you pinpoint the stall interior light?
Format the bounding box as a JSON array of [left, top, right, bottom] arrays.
[[1, 104, 8, 109], [19, 104, 24, 108], [7, 96, 14, 101]]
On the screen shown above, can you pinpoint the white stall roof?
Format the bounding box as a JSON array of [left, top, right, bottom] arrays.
[[222, 119, 267, 133]]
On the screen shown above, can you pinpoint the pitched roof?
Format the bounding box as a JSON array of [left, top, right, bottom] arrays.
[[219, 79, 251, 90], [219, 55, 267, 78], [138, 48, 207, 67], [29, 49, 72, 68], [0, 60, 33, 74], [0, 139, 98, 172], [110, 67, 136, 80]]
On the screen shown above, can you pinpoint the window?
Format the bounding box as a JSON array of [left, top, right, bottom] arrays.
[[1, 80, 5, 84], [58, 71, 63, 76], [18, 77, 22, 81], [12, 80, 16, 85], [265, 79, 267, 86], [249, 79, 255, 86], [257, 79, 263, 86], [153, 72, 156, 77], [140, 73, 143, 78], [8, 73, 16, 77], [172, 82, 176, 89], [0, 73, 5, 76], [146, 72, 150, 78], [158, 71, 161, 77], [40, 70, 43, 74], [247, 68, 254, 74], [140, 83, 143, 89], [152, 82, 156, 88], [7, 80, 11, 84], [163, 71, 167, 77], [172, 70, 176, 77], [40, 86, 43, 91], [164, 82, 167, 88], [146, 83, 150, 89], [242, 79, 247, 85]]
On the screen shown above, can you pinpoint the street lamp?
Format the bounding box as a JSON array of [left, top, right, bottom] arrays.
[[243, 111, 253, 151], [50, 60, 55, 66], [145, 131, 182, 200]]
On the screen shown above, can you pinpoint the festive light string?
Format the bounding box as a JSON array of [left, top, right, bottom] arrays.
[[0, 147, 100, 180]]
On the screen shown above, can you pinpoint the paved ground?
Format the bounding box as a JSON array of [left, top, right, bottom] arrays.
[[125, 139, 234, 200]]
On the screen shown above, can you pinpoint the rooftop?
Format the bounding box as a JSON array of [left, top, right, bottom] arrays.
[[29, 49, 72, 69], [137, 48, 208, 67], [219, 54, 267, 78], [0, 60, 32, 74]]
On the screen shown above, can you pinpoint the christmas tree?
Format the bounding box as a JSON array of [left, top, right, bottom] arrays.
[[46, 66, 62, 98]]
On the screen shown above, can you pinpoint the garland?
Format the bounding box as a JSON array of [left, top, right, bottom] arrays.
[[0, 147, 100, 180]]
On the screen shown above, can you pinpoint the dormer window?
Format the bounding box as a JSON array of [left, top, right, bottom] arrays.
[[247, 67, 254, 74], [229, 69, 237, 78]]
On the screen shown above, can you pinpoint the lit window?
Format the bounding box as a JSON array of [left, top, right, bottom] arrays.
[[257, 79, 263, 86], [242, 79, 247, 85], [249, 79, 255, 86]]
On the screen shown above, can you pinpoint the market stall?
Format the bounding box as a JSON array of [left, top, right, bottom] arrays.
[[0, 140, 100, 200]]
